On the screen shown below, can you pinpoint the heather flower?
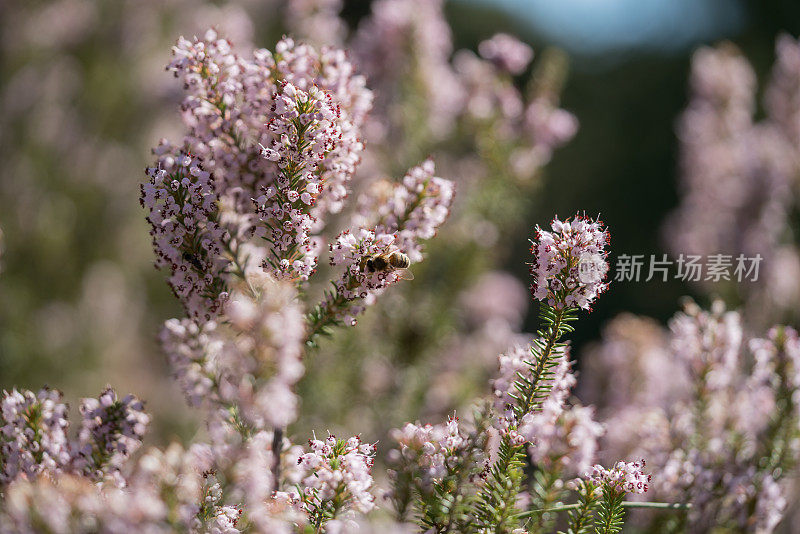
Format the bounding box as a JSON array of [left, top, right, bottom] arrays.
[[580, 314, 686, 415], [230, 431, 307, 533], [459, 271, 529, 329], [73, 388, 150, 483], [530, 214, 610, 310], [168, 31, 370, 219], [478, 33, 533, 75], [388, 416, 467, 483], [1, 474, 146, 533], [753, 474, 787, 534], [669, 300, 742, 391], [586, 459, 651, 496], [492, 344, 572, 425], [251, 81, 346, 281], [312, 228, 403, 330], [360, 159, 455, 263], [765, 34, 800, 146], [665, 40, 800, 324], [130, 442, 211, 529], [152, 30, 372, 286], [160, 275, 305, 432], [453, 48, 525, 125], [325, 518, 417, 534], [309, 161, 453, 334], [530, 405, 604, 476], [297, 433, 377, 526], [0, 387, 70, 485], [523, 99, 579, 158], [141, 145, 229, 321], [328, 228, 400, 302]]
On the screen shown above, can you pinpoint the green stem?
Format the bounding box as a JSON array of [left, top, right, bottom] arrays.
[[519, 502, 692, 517]]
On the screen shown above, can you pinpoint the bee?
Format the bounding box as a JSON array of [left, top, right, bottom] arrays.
[[360, 250, 414, 280], [182, 251, 204, 271]]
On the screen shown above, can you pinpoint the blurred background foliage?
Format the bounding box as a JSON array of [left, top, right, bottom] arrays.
[[1, 0, 799, 447]]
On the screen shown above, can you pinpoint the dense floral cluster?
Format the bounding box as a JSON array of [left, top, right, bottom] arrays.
[[147, 29, 374, 290], [0, 387, 148, 487], [389, 416, 467, 482], [160, 275, 305, 431], [530, 214, 610, 309], [357, 159, 455, 263], [297, 434, 377, 522], [586, 460, 651, 495], [583, 301, 800, 531], [73, 388, 149, 483], [141, 148, 228, 321], [329, 229, 401, 300], [0, 388, 70, 484]]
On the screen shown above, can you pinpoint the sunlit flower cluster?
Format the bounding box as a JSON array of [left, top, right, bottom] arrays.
[[530, 214, 610, 309], [586, 460, 651, 495], [297, 434, 377, 518]]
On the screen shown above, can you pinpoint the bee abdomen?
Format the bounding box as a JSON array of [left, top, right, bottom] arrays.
[[389, 252, 411, 269]]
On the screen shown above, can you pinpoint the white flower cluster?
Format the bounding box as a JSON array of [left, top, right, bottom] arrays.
[[297, 434, 377, 515], [587, 459, 651, 495], [530, 214, 610, 310]]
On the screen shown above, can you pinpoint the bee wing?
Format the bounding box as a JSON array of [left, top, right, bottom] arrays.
[[395, 268, 414, 281]]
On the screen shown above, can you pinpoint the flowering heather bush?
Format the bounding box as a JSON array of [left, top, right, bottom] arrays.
[[4, 3, 800, 534]]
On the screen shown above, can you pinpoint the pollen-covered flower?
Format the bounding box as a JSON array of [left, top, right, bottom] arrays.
[[530, 214, 610, 310]]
